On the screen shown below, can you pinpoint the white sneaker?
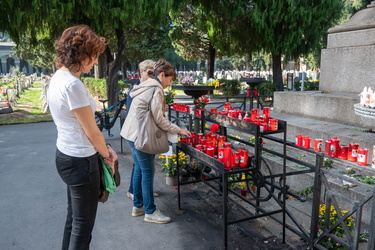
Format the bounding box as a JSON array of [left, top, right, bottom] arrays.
[[144, 210, 171, 224], [132, 206, 145, 217], [127, 192, 134, 200]]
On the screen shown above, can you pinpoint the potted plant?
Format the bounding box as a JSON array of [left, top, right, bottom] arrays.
[[165, 85, 177, 105], [159, 152, 188, 186]]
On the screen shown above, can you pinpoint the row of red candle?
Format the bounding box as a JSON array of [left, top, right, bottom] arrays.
[[173, 102, 278, 131], [212, 108, 278, 132], [179, 134, 249, 170], [295, 135, 369, 166], [173, 103, 190, 113]]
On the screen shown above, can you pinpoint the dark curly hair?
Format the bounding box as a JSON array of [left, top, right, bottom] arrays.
[[55, 25, 107, 73], [153, 59, 177, 81]]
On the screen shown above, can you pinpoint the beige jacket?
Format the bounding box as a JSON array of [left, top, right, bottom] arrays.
[[121, 77, 180, 142]]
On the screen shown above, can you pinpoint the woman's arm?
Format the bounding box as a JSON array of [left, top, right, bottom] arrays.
[[73, 106, 118, 173], [151, 89, 192, 137]]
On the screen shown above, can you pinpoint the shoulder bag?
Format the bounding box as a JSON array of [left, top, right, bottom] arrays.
[[134, 87, 169, 154]]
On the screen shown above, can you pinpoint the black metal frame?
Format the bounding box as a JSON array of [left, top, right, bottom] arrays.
[[176, 109, 288, 248], [170, 106, 375, 250]]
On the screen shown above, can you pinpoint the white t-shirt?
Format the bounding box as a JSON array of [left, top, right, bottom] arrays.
[[48, 70, 97, 157]]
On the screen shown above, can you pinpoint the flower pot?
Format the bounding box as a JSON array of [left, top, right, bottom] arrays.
[[174, 85, 215, 99], [166, 176, 178, 186]]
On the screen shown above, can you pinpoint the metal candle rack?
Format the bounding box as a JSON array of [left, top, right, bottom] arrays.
[[176, 109, 290, 249]]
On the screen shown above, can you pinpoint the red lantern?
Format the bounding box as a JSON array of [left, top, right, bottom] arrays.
[[302, 135, 311, 149], [223, 142, 232, 170], [357, 148, 369, 166], [239, 150, 249, 168], [295, 134, 303, 147], [314, 139, 323, 152], [348, 143, 360, 162]]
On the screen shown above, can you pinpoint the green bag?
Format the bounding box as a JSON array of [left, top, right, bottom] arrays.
[[100, 156, 116, 194]]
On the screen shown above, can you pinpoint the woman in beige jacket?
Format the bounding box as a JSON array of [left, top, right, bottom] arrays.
[[121, 59, 191, 223]]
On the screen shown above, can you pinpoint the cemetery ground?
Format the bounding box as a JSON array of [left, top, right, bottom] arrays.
[[0, 80, 52, 125]]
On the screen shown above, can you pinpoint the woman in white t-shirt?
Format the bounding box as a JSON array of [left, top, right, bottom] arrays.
[[48, 25, 117, 250]]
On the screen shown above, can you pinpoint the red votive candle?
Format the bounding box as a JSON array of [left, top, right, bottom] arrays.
[[218, 147, 224, 162], [269, 119, 278, 131], [223, 142, 232, 170], [180, 136, 187, 144], [295, 134, 303, 147], [231, 152, 240, 168], [218, 135, 226, 148], [207, 147, 214, 157], [357, 148, 369, 166], [195, 144, 203, 151], [348, 143, 360, 162], [239, 149, 249, 168], [338, 145, 348, 160], [251, 109, 259, 120], [191, 132, 197, 147], [302, 135, 311, 149], [325, 138, 332, 155], [263, 107, 270, 118], [314, 139, 323, 152], [330, 137, 340, 158]]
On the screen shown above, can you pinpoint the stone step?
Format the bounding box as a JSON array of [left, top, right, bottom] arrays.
[[270, 109, 375, 168], [274, 91, 375, 128]]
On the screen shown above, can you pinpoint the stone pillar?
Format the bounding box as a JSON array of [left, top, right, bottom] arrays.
[[320, 1, 375, 93]]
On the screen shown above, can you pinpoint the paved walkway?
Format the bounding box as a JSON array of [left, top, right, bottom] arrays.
[[0, 121, 307, 250]]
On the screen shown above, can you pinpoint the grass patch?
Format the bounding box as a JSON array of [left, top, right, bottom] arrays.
[[0, 80, 53, 125]]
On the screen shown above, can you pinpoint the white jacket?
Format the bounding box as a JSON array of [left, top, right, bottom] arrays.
[[121, 77, 180, 142]]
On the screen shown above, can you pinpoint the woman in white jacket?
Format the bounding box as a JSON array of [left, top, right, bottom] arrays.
[[121, 59, 191, 223]]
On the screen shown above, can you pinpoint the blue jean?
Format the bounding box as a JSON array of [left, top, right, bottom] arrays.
[[126, 140, 156, 214], [56, 149, 100, 250], [128, 164, 134, 194]]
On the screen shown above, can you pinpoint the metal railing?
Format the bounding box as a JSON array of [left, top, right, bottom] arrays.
[[168, 108, 375, 249]]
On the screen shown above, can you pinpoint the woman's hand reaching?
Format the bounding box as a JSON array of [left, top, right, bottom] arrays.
[[179, 128, 192, 138]]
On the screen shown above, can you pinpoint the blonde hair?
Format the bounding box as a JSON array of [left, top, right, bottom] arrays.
[[139, 60, 154, 72]]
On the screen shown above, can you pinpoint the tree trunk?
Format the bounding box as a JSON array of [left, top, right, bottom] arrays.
[[206, 43, 216, 79], [121, 61, 127, 79], [106, 27, 126, 106], [272, 53, 283, 91], [98, 53, 106, 79]]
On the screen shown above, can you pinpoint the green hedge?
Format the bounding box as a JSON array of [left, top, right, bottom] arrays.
[[294, 80, 319, 91], [255, 81, 277, 95], [81, 77, 128, 98], [219, 79, 241, 96]]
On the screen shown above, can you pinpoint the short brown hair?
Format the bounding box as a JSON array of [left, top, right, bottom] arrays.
[[55, 25, 107, 73], [154, 59, 177, 81]]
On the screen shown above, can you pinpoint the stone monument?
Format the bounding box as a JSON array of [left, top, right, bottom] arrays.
[[320, 1, 375, 93], [274, 2, 375, 128]]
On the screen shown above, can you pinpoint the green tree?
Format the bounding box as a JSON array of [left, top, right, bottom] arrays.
[[250, 0, 344, 90], [164, 49, 197, 71], [170, 0, 252, 78], [14, 33, 55, 70], [169, 4, 217, 78], [122, 20, 173, 76], [0, 0, 174, 105]]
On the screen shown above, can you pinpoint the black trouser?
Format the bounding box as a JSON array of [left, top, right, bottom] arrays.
[[56, 149, 100, 250]]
